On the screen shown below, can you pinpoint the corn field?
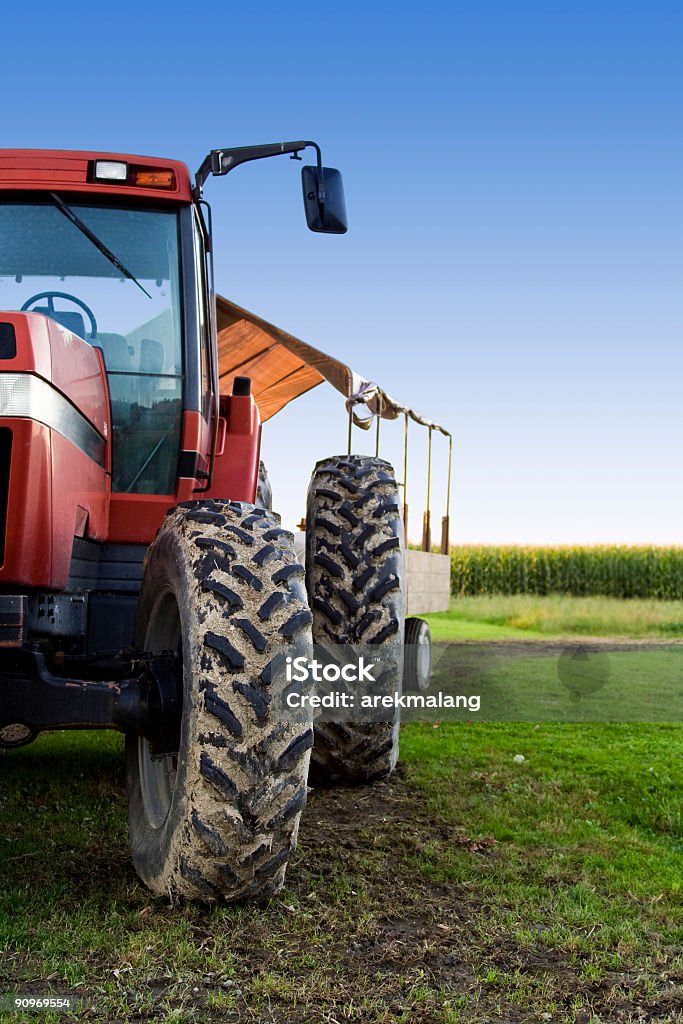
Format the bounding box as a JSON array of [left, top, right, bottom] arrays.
[[450, 546, 683, 599]]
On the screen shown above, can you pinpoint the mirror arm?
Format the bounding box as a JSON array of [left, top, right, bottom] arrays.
[[194, 140, 325, 200]]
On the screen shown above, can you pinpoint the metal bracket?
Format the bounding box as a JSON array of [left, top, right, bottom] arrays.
[[0, 650, 181, 751], [194, 140, 324, 200]]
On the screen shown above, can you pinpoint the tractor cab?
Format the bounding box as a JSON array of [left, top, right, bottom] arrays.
[[0, 196, 189, 495], [0, 153, 226, 582], [0, 146, 347, 552]]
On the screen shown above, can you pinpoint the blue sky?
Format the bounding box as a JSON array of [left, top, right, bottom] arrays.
[[3, 2, 681, 543]]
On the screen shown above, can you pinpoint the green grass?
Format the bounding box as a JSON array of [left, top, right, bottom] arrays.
[[1, 723, 681, 1022], [426, 594, 683, 639], [1, 596, 682, 1022], [420, 597, 683, 725], [401, 722, 683, 994]]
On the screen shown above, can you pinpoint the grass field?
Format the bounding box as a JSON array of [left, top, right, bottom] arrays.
[[1, 597, 681, 1023], [420, 597, 683, 727], [428, 595, 683, 640]]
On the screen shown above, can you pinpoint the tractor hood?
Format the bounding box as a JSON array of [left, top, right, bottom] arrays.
[[0, 313, 110, 589]]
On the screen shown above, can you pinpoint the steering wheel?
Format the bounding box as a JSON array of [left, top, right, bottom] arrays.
[[21, 291, 98, 339]]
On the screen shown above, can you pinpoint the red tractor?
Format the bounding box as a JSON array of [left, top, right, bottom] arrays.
[[0, 145, 407, 901]]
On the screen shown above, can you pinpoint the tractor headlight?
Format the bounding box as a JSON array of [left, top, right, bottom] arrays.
[[93, 160, 128, 182]]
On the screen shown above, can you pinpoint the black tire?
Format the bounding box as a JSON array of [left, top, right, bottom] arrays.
[[305, 455, 405, 784], [126, 499, 313, 902], [256, 461, 272, 510], [404, 617, 432, 693]]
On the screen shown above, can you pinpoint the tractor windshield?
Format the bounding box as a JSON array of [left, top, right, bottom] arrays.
[[0, 200, 183, 494]]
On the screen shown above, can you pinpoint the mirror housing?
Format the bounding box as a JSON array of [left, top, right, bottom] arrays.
[[301, 166, 348, 234]]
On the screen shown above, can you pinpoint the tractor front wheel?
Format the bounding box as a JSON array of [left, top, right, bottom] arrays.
[[126, 500, 313, 902], [305, 455, 405, 785]]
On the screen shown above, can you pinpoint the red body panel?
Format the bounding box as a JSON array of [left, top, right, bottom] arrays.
[[207, 393, 260, 503], [0, 314, 110, 590], [108, 485, 195, 544], [0, 150, 192, 203], [3, 313, 109, 436], [1, 420, 52, 583], [0, 420, 109, 589]]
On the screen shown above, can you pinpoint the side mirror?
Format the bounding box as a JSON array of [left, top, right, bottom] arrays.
[[301, 166, 348, 234]]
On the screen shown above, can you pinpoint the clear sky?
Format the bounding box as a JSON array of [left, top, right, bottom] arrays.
[[3, 2, 681, 544]]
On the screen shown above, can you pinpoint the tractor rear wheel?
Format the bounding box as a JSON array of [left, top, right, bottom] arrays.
[[305, 455, 405, 784], [126, 500, 313, 902]]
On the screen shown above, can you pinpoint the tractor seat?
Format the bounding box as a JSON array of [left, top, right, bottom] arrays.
[[139, 338, 164, 374], [33, 307, 87, 340], [93, 332, 132, 371]]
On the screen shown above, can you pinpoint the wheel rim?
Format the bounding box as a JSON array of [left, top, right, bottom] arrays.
[[138, 738, 177, 829], [416, 628, 432, 691], [138, 592, 182, 830]]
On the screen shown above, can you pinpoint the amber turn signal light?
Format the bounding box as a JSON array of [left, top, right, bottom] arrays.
[[131, 169, 175, 188]]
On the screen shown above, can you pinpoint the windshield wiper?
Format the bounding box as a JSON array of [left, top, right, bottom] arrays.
[[48, 192, 152, 300]]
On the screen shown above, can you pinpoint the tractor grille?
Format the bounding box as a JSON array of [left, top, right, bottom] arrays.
[[0, 428, 11, 565]]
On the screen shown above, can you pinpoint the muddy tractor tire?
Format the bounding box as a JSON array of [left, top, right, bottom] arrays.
[[305, 455, 405, 785], [126, 500, 313, 902]]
